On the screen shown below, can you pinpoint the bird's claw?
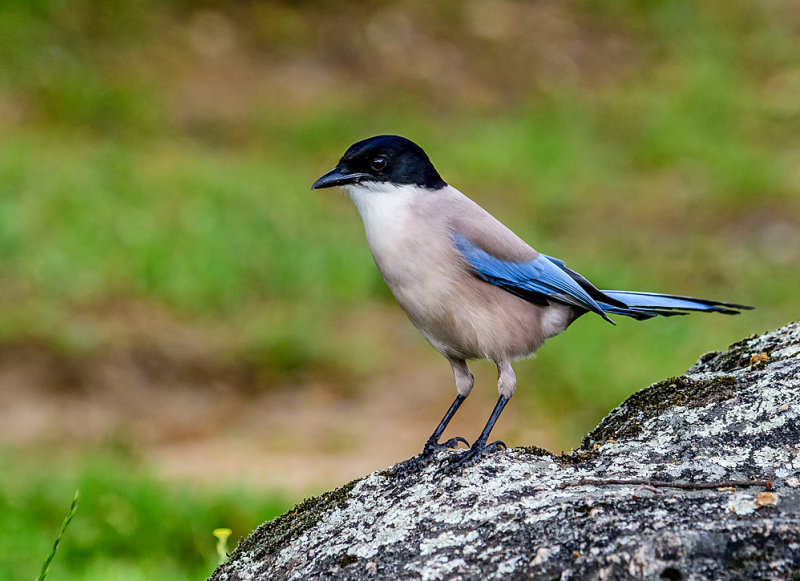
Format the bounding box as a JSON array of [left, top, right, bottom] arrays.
[[391, 436, 470, 478], [433, 440, 506, 478], [441, 436, 469, 449]]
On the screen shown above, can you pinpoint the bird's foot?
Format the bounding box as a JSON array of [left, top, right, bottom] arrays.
[[391, 436, 469, 478], [434, 439, 506, 478]]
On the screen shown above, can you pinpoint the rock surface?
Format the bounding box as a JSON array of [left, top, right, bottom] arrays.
[[210, 321, 800, 580]]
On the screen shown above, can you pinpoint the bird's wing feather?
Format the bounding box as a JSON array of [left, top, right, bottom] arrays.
[[451, 232, 614, 323]]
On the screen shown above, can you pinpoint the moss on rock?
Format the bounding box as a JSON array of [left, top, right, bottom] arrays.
[[227, 478, 360, 563], [582, 374, 737, 447]]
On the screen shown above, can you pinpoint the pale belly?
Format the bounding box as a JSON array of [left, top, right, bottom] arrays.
[[385, 262, 577, 362]]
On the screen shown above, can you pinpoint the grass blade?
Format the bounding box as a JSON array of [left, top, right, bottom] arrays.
[[37, 490, 79, 581]]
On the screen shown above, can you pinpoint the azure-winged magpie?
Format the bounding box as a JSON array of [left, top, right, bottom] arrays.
[[312, 135, 752, 475]]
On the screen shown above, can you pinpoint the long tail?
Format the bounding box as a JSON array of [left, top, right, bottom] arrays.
[[597, 290, 754, 321]]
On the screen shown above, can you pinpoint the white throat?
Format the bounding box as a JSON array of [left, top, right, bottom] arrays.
[[343, 182, 419, 230], [342, 181, 423, 258], [343, 181, 414, 216]]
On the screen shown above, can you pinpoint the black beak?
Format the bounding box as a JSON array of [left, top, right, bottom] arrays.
[[311, 166, 369, 190]]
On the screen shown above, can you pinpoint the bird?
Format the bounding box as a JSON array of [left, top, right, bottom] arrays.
[[311, 134, 752, 475]]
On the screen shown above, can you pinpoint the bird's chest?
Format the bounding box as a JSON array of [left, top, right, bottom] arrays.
[[365, 214, 450, 292], [347, 185, 462, 318]]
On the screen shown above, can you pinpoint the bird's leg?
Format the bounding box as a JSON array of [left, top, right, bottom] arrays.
[[435, 394, 510, 475], [421, 393, 470, 453], [418, 357, 475, 452], [391, 393, 469, 478], [435, 360, 515, 475], [391, 359, 474, 478]]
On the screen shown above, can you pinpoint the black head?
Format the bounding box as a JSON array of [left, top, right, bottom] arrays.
[[311, 135, 447, 191]]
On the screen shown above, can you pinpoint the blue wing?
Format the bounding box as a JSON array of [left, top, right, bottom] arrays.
[[452, 233, 752, 323], [451, 233, 615, 323]]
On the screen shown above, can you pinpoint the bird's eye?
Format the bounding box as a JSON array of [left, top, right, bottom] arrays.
[[370, 156, 388, 171]]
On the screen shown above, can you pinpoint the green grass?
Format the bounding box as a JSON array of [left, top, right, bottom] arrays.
[[0, 448, 293, 581]]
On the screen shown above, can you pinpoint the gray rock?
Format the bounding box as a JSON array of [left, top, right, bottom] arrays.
[[210, 320, 800, 581]]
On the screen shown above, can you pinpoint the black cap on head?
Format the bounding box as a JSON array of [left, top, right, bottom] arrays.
[[312, 135, 447, 190]]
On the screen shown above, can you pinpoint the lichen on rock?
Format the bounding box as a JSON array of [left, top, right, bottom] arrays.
[[210, 320, 800, 580]]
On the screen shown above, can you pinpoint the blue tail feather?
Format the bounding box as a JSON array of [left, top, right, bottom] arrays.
[[598, 290, 753, 320], [540, 255, 753, 322]]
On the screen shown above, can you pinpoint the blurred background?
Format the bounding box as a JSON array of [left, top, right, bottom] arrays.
[[1, 0, 798, 578]]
